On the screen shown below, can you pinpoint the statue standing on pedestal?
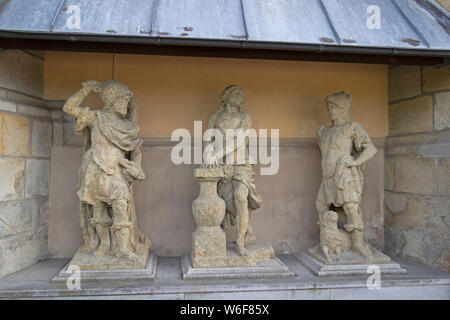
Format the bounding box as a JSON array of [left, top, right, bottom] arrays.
[[189, 85, 273, 269], [311, 91, 377, 264], [63, 80, 151, 269], [205, 85, 262, 257]]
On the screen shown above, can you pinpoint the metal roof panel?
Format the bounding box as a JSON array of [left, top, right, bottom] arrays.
[[51, 0, 156, 36], [0, 0, 448, 54], [152, 0, 246, 39], [395, 0, 450, 49], [243, 0, 338, 44], [322, 0, 428, 48], [0, 0, 61, 32]]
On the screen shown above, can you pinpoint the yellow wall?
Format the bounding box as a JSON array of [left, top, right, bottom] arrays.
[[45, 51, 388, 138]]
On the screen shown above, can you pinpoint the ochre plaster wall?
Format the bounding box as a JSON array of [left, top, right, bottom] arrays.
[[45, 51, 389, 257], [44, 51, 388, 138]]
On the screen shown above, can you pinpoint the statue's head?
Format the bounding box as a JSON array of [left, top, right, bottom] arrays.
[[100, 80, 137, 121], [220, 85, 245, 112], [325, 91, 352, 124]]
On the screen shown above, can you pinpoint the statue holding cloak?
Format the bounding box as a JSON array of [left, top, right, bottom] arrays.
[[63, 80, 151, 269]]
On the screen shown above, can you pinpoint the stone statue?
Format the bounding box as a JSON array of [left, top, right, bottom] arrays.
[[188, 85, 274, 269], [205, 85, 262, 256], [310, 91, 379, 264], [62, 80, 151, 269]]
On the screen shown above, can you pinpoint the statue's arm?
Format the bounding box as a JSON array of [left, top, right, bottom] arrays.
[[350, 123, 377, 166], [62, 80, 100, 118], [119, 146, 145, 181], [316, 126, 325, 144], [129, 147, 145, 180]]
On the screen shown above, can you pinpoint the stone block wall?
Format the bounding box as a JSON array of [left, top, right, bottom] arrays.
[[0, 50, 51, 278], [385, 65, 450, 272]]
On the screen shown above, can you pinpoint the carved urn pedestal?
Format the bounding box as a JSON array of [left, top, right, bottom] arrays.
[[184, 167, 294, 279], [191, 167, 227, 268]]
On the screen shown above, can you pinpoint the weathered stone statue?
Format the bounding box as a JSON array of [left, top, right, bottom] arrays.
[[308, 91, 389, 265], [188, 85, 274, 270], [206, 85, 262, 256], [62, 80, 151, 270]]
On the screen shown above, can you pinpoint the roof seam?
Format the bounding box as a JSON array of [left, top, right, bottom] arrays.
[[50, 0, 66, 32], [150, 0, 159, 36], [240, 0, 249, 40], [318, 0, 341, 45], [391, 0, 430, 48]]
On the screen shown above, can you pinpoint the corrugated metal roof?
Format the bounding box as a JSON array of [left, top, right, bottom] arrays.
[[0, 0, 448, 55]]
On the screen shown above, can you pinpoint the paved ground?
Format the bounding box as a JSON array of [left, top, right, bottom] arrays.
[[0, 255, 449, 299]]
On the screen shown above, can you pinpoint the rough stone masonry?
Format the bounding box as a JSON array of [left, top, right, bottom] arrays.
[[385, 64, 450, 272], [0, 50, 51, 277]]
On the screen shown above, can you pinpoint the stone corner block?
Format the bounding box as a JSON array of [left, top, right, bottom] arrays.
[[434, 91, 450, 131], [31, 120, 52, 158], [0, 99, 16, 113], [0, 112, 30, 156], [423, 65, 450, 93], [389, 96, 433, 135], [394, 157, 437, 195], [0, 158, 25, 201], [438, 157, 450, 196], [17, 105, 51, 118], [25, 159, 50, 197], [388, 66, 421, 102], [384, 158, 395, 190], [0, 50, 44, 99], [0, 200, 37, 237]]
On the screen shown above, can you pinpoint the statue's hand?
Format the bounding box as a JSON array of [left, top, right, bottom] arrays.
[[203, 151, 219, 168], [81, 80, 102, 93], [340, 155, 358, 167], [119, 159, 145, 180]]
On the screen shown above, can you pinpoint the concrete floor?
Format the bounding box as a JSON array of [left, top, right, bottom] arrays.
[[0, 255, 449, 299]]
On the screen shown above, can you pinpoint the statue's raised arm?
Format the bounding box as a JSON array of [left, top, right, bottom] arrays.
[[63, 80, 101, 118]]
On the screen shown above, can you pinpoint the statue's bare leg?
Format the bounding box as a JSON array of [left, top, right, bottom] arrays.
[[315, 184, 330, 222], [245, 223, 257, 244], [321, 244, 333, 264], [344, 203, 373, 259], [221, 211, 231, 231], [111, 199, 140, 263], [93, 203, 111, 257], [233, 182, 249, 256], [79, 204, 98, 253]]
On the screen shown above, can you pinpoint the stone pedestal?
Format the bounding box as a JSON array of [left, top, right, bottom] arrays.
[[64, 244, 150, 271], [190, 167, 281, 271], [191, 167, 227, 268], [296, 249, 407, 276], [182, 253, 294, 280], [52, 252, 157, 282]]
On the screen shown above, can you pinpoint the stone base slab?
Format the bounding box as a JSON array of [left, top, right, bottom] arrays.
[[52, 253, 157, 283], [296, 250, 407, 276], [64, 244, 150, 270], [308, 244, 392, 265], [182, 254, 294, 280], [192, 241, 275, 268]]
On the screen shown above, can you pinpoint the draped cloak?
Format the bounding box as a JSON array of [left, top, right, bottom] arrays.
[[76, 109, 142, 206]]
